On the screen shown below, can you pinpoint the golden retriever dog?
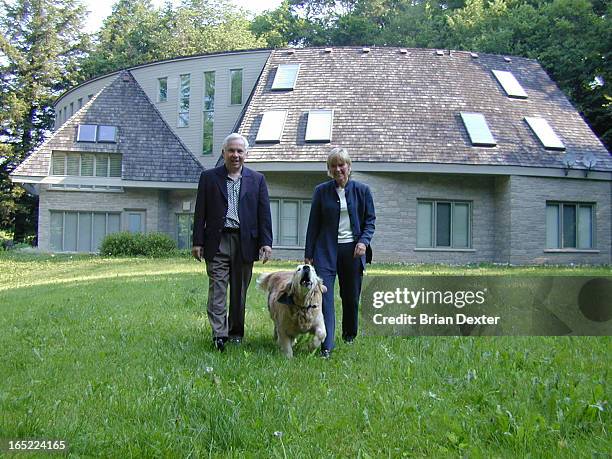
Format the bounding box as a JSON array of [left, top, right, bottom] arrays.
[[257, 264, 327, 358]]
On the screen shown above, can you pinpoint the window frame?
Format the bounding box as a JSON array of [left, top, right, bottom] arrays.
[[178, 74, 191, 127], [229, 68, 243, 105], [269, 198, 311, 248], [202, 71, 215, 155], [158, 77, 168, 103], [49, 210, 121, 252], [176, 213, 194, 249], [416, 199, 472, 249], [546, 201, 595, 250]]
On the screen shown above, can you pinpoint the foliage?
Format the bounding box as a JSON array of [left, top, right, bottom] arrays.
[[0, 256, 609, 456], [80, 0, 267, 79], [0, 0, 90, 240], [100, 231, 177, 257]]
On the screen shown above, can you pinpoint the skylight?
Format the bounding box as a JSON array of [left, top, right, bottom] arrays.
[[524, 117, 565, 150], [492, 70, 528, 99], [97, 125, 117, 143], [77, 124, 97, 142], [271, 64, 300, 90], [255, 110, 288, 143], [460, 113, 496, 147], [305, 109, 333, 142]]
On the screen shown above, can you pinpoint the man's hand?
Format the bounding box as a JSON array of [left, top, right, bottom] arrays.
[[259, 245, 272, 264], [192, 245, 203, 262], [353, 242, 366, 258]]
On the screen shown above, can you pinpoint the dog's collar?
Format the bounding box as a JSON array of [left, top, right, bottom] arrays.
[[277, 292, 319, 310]]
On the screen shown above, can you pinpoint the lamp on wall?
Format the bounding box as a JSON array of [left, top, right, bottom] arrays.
[[561, 152, 576, 176], [581, 153, 598, 177]]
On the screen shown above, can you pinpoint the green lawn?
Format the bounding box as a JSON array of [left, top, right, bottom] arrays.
[[0, 253, 610, 457]]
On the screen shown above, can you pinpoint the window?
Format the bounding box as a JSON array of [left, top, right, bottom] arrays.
[[70, 102, 74, 117], [417, 200, 471, 248], [178, 74, 190, 127], [158, 77, 168, 102], [230, 69, 243, 105], [460, 113, 496, 147], [97, 125, 117, 143], [272, 64, 300, 90], [305, 109, 333, 142], [524, 117, 565, 150], [269, 199, 311, 247], [202, 71, 215, 154], [77, 124, 97, 142], [546, 202, 594, 249], [127, 212, 144, 233], [51, 152, 121, 178], [177, 214, 194, 249], [50, 211, 120, 252], [256, 110, 288, 143], [78, 98, 83, 109], [492, 70, 528, 99]]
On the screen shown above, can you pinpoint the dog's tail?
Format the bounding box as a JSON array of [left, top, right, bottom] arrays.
[[256, 272, 273, 291]]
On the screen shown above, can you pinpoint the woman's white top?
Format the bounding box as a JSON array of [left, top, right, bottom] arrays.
[[336, 186, 355, 243]]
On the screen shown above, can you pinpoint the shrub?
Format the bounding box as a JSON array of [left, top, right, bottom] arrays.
[[100, 232, 177, 257]]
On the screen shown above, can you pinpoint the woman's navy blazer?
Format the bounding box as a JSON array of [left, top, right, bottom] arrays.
[[305, 179, 376, 272]]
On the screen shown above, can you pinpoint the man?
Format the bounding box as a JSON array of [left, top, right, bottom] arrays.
[[192, 133, 273, 352]]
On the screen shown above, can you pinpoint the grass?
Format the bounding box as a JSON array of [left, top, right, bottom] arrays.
[[0, 253, 610, 457]]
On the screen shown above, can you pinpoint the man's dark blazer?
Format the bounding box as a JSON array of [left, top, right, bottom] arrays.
[[305, 179, 376, 272], [192, 165, 273, 263]]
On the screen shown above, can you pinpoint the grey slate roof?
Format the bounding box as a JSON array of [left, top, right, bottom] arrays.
[[240, 47, 611, 172], [13, 71, 203, 182]]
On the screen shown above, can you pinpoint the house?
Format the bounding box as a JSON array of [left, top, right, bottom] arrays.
[[10, 47, 611, 264]]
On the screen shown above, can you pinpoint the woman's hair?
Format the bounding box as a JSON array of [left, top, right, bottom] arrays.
[[326, 147, 352, 178]]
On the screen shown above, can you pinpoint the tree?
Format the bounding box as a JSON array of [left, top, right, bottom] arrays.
[[80, 0, 162, 79], [81, 0, 267, 79], [0, 0, 90, 241]]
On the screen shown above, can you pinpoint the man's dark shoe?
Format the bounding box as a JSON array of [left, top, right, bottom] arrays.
[[343, 335, 355, 344], [213, 337, 227, 352], [228, 337, 242, 345], [320, 349, 331, 359]]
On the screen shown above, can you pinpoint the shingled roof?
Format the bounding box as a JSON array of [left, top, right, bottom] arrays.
[[12, 71, 203, 182], [240, 47, 611, 172]]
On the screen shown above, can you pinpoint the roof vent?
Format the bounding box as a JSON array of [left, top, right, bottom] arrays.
[[470, 52, 479, 59], [399, 48, 408, 54], [362, 47, 370, 53], [121, 72, 131, 82], [504, 57, 511, 62], [436, 50, 444, 56], [324, 47, 332, 53], [286, 49, 295, 55]]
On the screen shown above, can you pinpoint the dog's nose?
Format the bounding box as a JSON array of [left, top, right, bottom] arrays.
[[303, 265, 310, 272]]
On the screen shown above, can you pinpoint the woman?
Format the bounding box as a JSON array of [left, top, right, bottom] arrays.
[[304, 148, 376, 358]]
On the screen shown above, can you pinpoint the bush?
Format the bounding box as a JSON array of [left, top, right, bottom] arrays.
[[100, 232, 177, 257]]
